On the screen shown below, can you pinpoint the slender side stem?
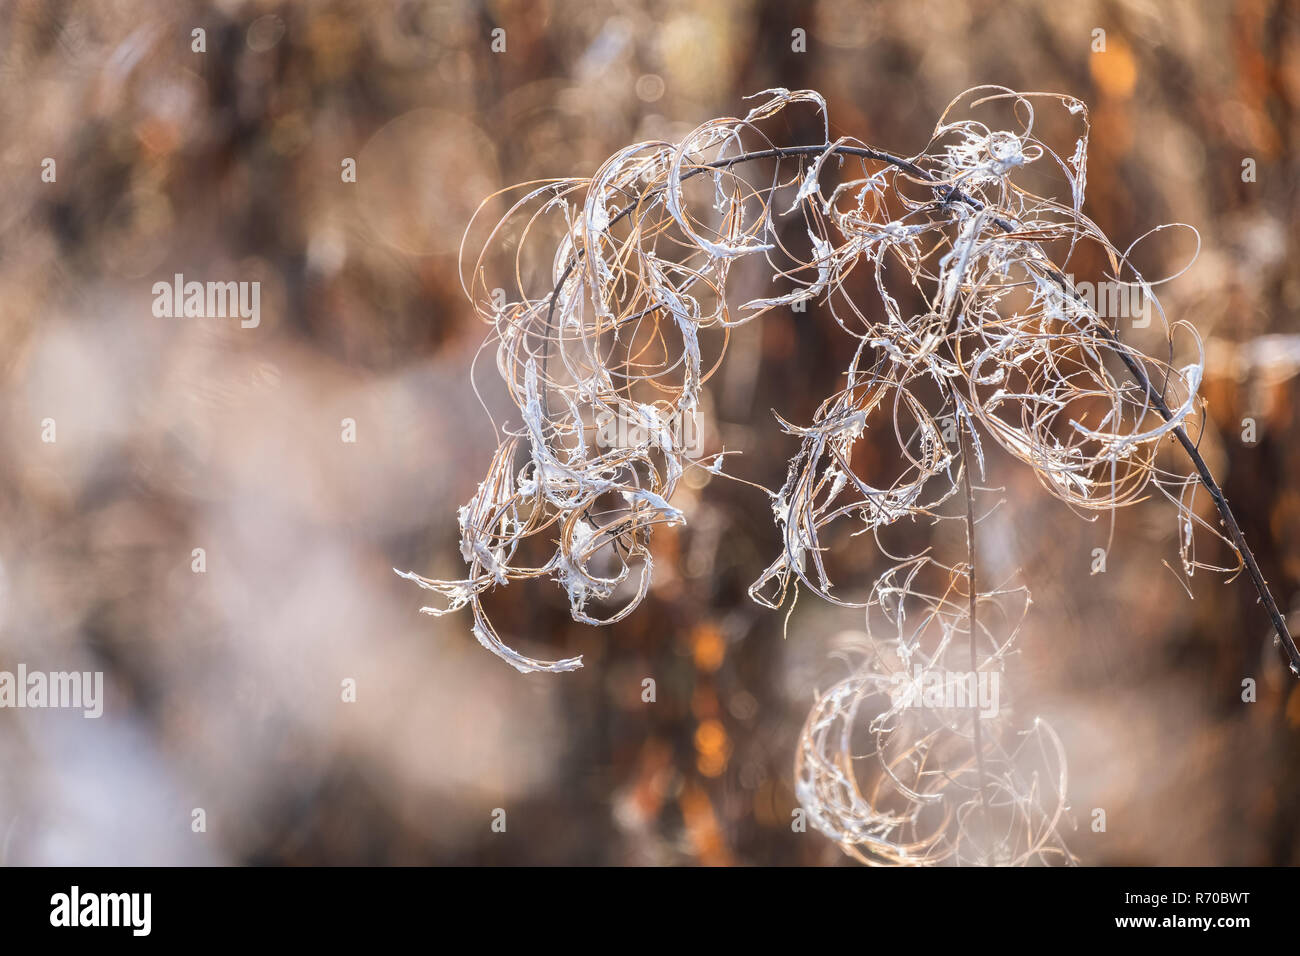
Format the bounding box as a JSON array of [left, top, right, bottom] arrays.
[[538, 140, 1299, 671]]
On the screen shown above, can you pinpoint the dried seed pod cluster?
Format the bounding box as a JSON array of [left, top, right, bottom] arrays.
[[794, 557, 1073, 865], [398, 87, 1297, 863]]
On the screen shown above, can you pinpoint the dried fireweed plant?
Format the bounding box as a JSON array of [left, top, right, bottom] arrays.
[[397, 87, 1299, 865]]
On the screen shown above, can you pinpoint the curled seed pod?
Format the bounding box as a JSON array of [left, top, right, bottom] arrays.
[[794, 557, 1074, 866]]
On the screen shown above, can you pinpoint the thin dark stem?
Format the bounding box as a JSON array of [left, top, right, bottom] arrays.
[[954, 391, 993, 861], [538, 139, 1299, 672], [1047, 274, 1300, 674]]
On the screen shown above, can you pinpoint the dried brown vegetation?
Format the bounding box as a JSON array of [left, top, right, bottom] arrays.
[[400, 87, 1297, 863]]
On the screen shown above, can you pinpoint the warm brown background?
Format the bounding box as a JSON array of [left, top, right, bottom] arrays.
[[1, 0, 1298, 865]]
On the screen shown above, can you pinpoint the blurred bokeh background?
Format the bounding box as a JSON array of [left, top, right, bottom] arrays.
[[1, 0, 1299, 865]]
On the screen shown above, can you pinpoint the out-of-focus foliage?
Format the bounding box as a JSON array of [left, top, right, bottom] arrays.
[[1, 0, 1299, 864]]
